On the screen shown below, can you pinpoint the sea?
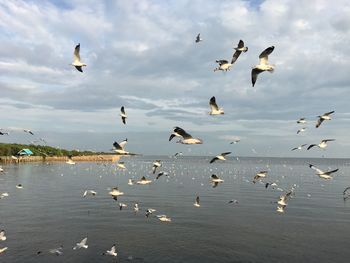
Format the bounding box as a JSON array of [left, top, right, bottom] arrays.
[[0, 156, 350, 263]]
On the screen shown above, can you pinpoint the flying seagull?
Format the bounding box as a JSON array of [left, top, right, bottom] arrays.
[[0, 247, 8, 254], [251, 46, 275, 87], [109, 187, 124, 200], [253, 171, 268, 183], [119, 203, 127, 210], [134, 203, 139, 213], [71, 43, 86, 72], [211, 174, 224, 188], [157, 215, 172, 222], [214, 40, 247, 72], [291, 144, 308, 151], [0, 166, 3, 173], [73, 237, 88, 250], [195, 33, 202, 43], [210, 152, 231, 164], [209, 96, 224, 115], [169, 127, 203, 144], [0, 230, 6, 241], [0, 131, 9, 135], [117, 162, 126, 170], [152, 160, 161, 174], [49, 246, 64, 256], [136, 176, 152, 185], [309, 164, 338, 179], [307, 139, 335, 150], [230, 139, 240, 144], [316, 111, 335, 128], [23, 129, 34, 135], [297, 127, 306, 134], [156, 171, 169, 180], [83, 190, 97, 197], [112, 138, 130, 155], [120, 106, 127, 125], [145, 208, 156, 218], [103, 244, 117, 257], [194, 196, 200, 207], [297, 118, 307, 124]]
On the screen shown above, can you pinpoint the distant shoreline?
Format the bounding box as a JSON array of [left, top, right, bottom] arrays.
[[0, 154, 120, 163]]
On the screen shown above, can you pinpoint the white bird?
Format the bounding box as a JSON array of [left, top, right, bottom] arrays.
[[276, 206, 285, 213], [307, 139, 335, 150], [253, 171, 268, 183], [0, 192, 9, 199], [195, 33, 202, 43], [119, 203, 127, 210], [156, 171, 169, 180], [316, 111, 334, 128], [209, 96, 224, 115], [112, 139, 130, 155], [16, 184, 23, 189], [104, 244, 117, 257], [73, 237, 88, 250], [297, 127, 306, 134], [109, 187, 124, 200], [66, 156, 76, 165], [0, 247, 8, 254], [309, 164, 338, 179], [145, 208, 156, 218], [120, 106, 127, 125], [134, 203, 139, 212], [211, 174, 224, 187], [194, 196, 200, 207], [251, 46, 275, 87], [49, 246, 63, 256], [291, 144, 308, 151], [157, 215, 171, 222], [0, 166, 3, 172], [152, 160, 161, 174], [297, 118, 307, 124], [128, 179, 134, 185], [71, 43, 86, 72], [214, 40, 247, 72], [169, 127, 203, 144], [0, 230, 6, 241], [210, 152, 231, 164], [83, 190, 97, 197], [230, 140, 240, 144], [136, 176, 152, 185], [117, 162, 126, 170]]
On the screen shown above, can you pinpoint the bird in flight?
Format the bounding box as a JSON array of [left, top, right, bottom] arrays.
[[71, 43, 86, 72], [169, 127, 203, 144], [214, 39, 247, 72], [309, 164, 338, 179], [251, 46, 275, 87], [120, 106, 127, 124], [210, 152, 231, 164], [307, 139, 335, 150], [291, 144, 308, 151], [209, 96, 224, 115], [316, 111, 335, 128], [73, 237, 88, 250], [195, 33, 202, 43]]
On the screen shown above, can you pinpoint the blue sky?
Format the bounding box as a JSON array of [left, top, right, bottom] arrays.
[[0, 0, 349, 157]]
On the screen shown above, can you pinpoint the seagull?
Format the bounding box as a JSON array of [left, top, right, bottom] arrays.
[[0, 192, 9, 199], [119, 203, 127, 210], [0, 230, 6, 241], [134, 203, 139, 212], [152, 160, 161, 174], [16, 184, 23, 189], [0, 131, 9, 135], [145, 208, 156, 218], [109, 187, 124, 200], [49, 246, 64, 256], [209, 96, 224, 115], [194, 196, 200, 207], [307, 139, 335, 150], [210, 152, 231, 164], [169, 127, 203, 144], [297, 118, 307, 124], [120, 106, 127, 125], [136, 176, 152, 185], [0, 166, 3, 172], [23, 129, 34, 135], [66, 156, 76, 165], [251, 46, 275, 87], [103, 244, 117, 257], [128, 179, 134, 185], [276, 206, 285, 213], [112, 138, 130, 155], [0, 247, 8, 254], [316, 111, 334, 128], [83, 190, 97, 197], [73, 237, 88, 250], [253, 171, 268, 183], [214, 40, 247, 72], [157, 215, 171, 222], [228, 199, 239, 204], [117, 162, 126, 170], [211, 174, 224, 187], [265, 182, 278, 189], [156, 171, 169, 180], [309, 164, 338, 179], [195, 33, 202, 43], [291, 144, 308, 151], [230, 140, 240, 144], [174, 152, 183, 157], [71, 43, 86, 72], [297, 127, 306, 134]]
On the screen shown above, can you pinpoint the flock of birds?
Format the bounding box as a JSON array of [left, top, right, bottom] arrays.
[[0, 32, 349, 260]]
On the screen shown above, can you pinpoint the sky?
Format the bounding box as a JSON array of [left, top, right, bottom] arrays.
[[0, 0, 349, 157]]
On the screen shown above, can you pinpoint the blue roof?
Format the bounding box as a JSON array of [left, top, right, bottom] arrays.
[[18, 149, 33, 155]]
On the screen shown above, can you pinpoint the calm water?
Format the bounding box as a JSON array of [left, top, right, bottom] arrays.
[[0, 156, 350, 263]]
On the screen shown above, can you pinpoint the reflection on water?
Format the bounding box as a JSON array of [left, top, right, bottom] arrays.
[[0, 156, 350, 263]]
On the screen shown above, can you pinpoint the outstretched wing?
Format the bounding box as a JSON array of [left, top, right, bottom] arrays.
[[316, 117, 324, 128], [221, 152, 231, 156], [173, 127, 192, 139], [210, 157, 218, 164], [259, 46, 274, 65], [231, 50, 241, 64], [324, 110, 335, 116], [251, 68, 263, 87], [307, 144, 317, 150], [209, 96, 219, 111], [113, 141, 122, 150], [309, 164, 324, 174], [121, 106, 125, 115], [324, 169, 339, 175], [74, 44, 81, 63], [119, 138, 128, 149]]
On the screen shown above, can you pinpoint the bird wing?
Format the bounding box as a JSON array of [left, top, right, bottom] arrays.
[[324, 169, 339, 175], [259, 46, 274, 65], [211, 174, 219, 179], [237, 39, 244, 48], [291, 147, 298, 151], [216, 60, 228, 66], [323, 139, 335, 143], [119, 139, 128, 149], [122, 117, 126, 124], [301, 144, 308, 147], [213, 182, 219, 188], [196, 196, 200, 204], [83, 190, 87, 197], [307, 144, 317, 150], [324, 110, 335, 116], [80, 238, 87, 245], [75, 66, 83, 72], [309, 164, 324, 174], [113, 141, 122, 150], [209, 96, 219, 111], [251, 68, 264, 87], [210, 157, 218, 164], [110, 245, 116, 253], [121, 106, 125, 115], [221, 152, 231, 156], [231, 50, 241, 64], [173, 127, 192, 139], [73, 44, 81, 63], [169, 133, 177, 141], [316, 118, 324, 128]]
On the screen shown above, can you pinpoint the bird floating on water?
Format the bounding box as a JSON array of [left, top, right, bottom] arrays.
[[251, 46, 275, 87], [117, 162, 126, 170], [71, 43, 86, 72], [157, 215, 171, 222], [316, 111, 334, 128], [16, 184, 23, 189], [309, 164, 338, 179], [169, 127, 203, 144]]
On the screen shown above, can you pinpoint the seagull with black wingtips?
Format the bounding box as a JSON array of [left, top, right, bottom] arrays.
[[120, 106, 127, 124], [297, 127, 306, 134], [169, 127, 203, 144], [210, 174, 224, 188], [210, 152, 231, 163], [251, 46, 275, 87], [152, 160, 161, 174], [70, 43, 86, 72], [307, 139, 335, 150], [112, 138, 130, 155], [316, 111, 335, 128], [297, 118, 307, 124], [291, 144, 308, 151], [209, 96, 224, 115], [309, 164, 338, 179], [214, 39, 247, 72]]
